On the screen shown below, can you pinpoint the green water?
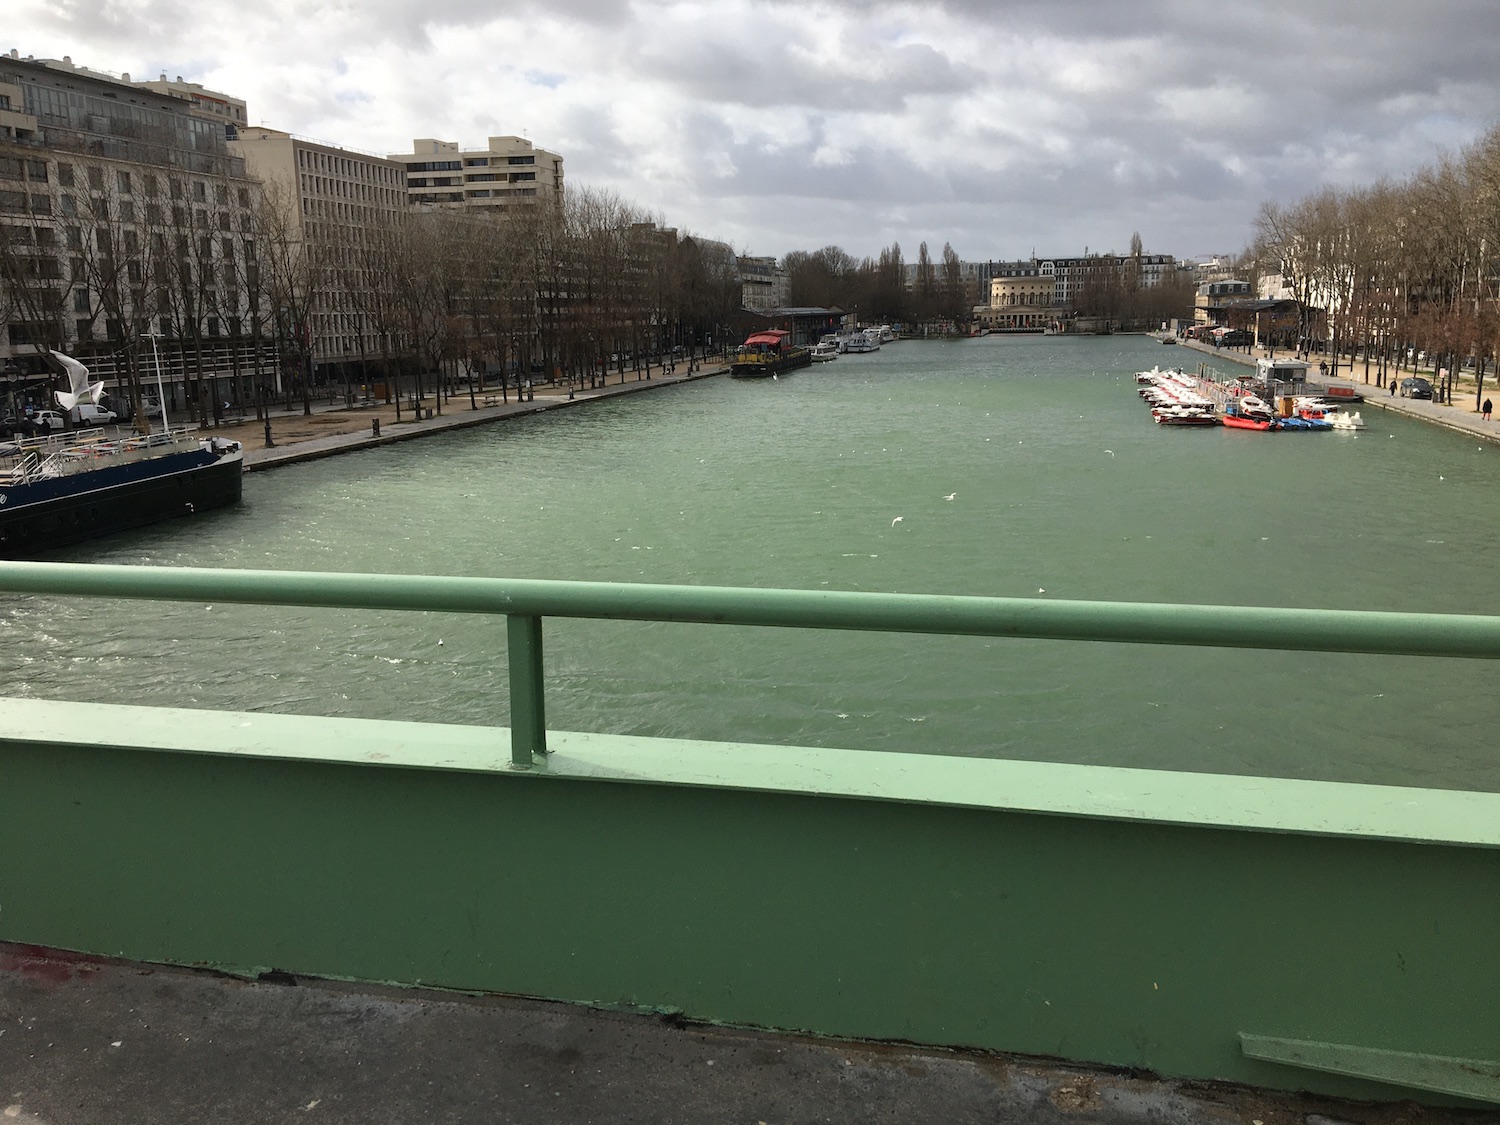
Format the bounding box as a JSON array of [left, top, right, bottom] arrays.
[[7, 335, 1499, 790]]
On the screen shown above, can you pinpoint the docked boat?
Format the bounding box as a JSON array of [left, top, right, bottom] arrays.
[[729, 330, 813, 378], [0, 427, 244, 556], [842, 330, 881, 353], [810, 339, 839, 363], [1220, 408, 1277, 431]]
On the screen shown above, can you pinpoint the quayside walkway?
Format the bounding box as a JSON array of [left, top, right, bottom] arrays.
[[2, 562, 1498, 1121], [227, 361, 725, 473], [0, 944, 1470, 1125], [1179, 338, 1500, 442]]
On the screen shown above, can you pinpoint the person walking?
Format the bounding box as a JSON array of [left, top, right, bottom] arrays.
[[1484, 398, 1493, 421]]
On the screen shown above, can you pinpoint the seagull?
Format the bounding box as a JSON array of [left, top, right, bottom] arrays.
[[1104, 450, 1115, 457], [891, 516, 904, 527], [943, 493, 956, 501]]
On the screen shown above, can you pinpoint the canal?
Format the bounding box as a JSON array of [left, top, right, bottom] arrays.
[[6, 334, 1498, 790]]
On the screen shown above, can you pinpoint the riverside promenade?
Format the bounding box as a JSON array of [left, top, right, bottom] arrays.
[[1179, 338, 1500, 442], [209, 359, 727, 472]]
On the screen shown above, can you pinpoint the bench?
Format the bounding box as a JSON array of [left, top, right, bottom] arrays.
[[484, 396, 500, 407]]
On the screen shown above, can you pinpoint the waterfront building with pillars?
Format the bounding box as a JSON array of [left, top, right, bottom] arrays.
[[0, 51, 266, 421], [986, 253, 1178, 310], [978, 270, 1062, 332], [228, 127, 408, 387], [389, 137, 563, 213]]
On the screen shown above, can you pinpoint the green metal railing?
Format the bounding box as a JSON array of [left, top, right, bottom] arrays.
[[5, 560, 1500, 769]]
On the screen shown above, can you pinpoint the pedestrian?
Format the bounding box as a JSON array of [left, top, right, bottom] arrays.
[[1390, 379, 1397, 396], [1319, 360, 1328, 378], [1484, 398, 1493, 421]]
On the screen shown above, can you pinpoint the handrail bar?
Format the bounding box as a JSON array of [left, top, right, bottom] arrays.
[[5, 560, 1500, 767]]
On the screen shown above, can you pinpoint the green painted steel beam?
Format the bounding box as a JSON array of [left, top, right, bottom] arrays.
[[1240, 1033, 1500, 1103], [4, 560, 1500, 658], [3, 707, 1498, 1108], [507, 613, 547, 765]]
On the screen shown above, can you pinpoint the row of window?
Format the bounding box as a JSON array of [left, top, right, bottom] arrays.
[[295, 147, 402, 185]]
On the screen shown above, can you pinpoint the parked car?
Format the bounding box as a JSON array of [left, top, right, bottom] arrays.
[[1399, 377, 1434, 400], [33, 410, 67, 431]]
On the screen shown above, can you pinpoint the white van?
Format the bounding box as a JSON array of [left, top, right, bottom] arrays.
[[72, 403, 118, 426]]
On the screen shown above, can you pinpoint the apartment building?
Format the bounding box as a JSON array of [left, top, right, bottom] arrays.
[[0, 52, 264, 412], [990, 253, 1178, 309], [229, 127, 407, 382], [739, 255, 789, 311], [389, 137, 563, 212], [134, 74, 248, 131]]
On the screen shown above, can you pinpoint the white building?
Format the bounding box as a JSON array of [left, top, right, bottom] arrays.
[[388, 137, 563, 213]]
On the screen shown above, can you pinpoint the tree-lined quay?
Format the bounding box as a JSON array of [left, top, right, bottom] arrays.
[[1254, 122, 1500, 410]]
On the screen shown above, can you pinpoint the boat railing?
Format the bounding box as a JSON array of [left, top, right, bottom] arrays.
[[1, 562, 1499, 770]]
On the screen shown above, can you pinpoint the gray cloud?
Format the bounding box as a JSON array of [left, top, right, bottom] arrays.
[[12, 0, 1500, 262]]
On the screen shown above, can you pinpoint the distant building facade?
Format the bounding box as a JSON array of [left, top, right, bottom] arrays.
[[388, 137, 563, 213], [228, 128, 407, 383], [739, 255, 789, 311], [0, 52, 265, 413]]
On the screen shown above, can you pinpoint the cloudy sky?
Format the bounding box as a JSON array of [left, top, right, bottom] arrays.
[[11, 1, 1500, 263]]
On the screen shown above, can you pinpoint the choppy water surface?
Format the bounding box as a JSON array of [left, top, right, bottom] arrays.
[[7, 335, 1498, 790]]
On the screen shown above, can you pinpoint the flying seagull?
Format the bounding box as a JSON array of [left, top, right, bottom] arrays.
[[943, 493, 956, 501], [891, 516, 904, 527], [1104, 450, 1115, 457]]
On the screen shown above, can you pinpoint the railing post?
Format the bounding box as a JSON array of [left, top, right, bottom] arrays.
[[506, 613, 547, 767]]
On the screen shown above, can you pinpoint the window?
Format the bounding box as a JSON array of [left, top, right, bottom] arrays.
[[117, 170, 132, 194], [75, 318, 93, 342], [465, 158, 487, 167], [120, 200, 135, 223], [507, 155, 535, 165], [73, 290, 91, 314], [237, 188, 249, 208], [126, 260, 142, 283], [215, 184, 227, 205], [57, 163, 75, 188], [192, 181, 206, 202], [87, 166, 103, 190], [510, 172, 536, 182], [27, 160, 48, 183]]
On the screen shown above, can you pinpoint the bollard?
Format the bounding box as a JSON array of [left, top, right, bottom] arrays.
[[372, 418, 380, 437]]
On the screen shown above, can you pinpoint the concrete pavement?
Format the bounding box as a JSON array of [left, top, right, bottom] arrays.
[[203, 362, 728, 473], [0, 943, 1471, 1125]]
